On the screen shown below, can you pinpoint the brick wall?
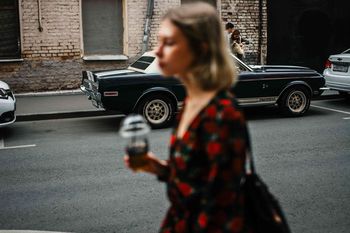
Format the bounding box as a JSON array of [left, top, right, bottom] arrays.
[[0, 0, 267, 93]]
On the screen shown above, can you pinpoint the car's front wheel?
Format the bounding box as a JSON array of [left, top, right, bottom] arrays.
[[279, 86, 311, 116], [137, 94, 175, 128]]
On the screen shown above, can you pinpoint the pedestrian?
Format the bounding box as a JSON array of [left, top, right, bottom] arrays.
[[225, 22, 235, 47], [124, 2, 253, 232], [231, 29, 245, 60]]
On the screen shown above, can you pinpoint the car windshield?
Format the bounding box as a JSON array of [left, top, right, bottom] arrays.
[[129, 55, 160, 74], [342, 48, 350, 54], [231, 54, 253, 72]]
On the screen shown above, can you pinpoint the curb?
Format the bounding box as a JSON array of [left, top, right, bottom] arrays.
[[15, 89, 82, 97], [16, 110, 123, 122]]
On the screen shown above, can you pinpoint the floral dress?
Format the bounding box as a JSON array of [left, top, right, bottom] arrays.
[[158, 90, 253, 233]]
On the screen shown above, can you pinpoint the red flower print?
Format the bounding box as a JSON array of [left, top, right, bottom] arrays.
[[223, 106, 241, 120], [207, 142, 222, 159], [198, 212, 208, 228], [206, 105, 217, 118], [175, 219, 186, 233], [175, 157, 186, 170], [177, 182, 193, 196], [170, 135, 176, 146], [182, 131, 190, 142], [230, 217, 243, 232], [219, 99, 231, 106]]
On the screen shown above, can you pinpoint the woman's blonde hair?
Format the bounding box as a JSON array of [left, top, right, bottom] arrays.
[[163, 2, 237, 91]]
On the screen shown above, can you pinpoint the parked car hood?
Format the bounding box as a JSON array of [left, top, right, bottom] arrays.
[[250, 65, 316, 73]]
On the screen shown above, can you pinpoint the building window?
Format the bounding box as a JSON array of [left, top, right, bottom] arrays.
[[181, 0, 216, 7], [82, 0, 124, 58], [0, 0, 21, 59]]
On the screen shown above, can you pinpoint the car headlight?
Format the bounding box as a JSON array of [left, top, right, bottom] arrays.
[[0, 88, 13, 99]]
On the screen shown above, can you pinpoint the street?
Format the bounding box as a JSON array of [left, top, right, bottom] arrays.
[[0, 97, 349, 233]]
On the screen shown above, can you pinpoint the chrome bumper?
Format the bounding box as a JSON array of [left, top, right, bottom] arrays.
[[80, 81, 103, 108]]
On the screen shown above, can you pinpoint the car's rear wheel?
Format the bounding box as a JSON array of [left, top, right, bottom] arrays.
[[279, 86, 310, 116], [137, 94, 175, 128]]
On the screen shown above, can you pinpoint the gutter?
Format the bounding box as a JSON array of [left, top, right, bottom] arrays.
[[257, 0, 263, 64], [141, 0, 154, 54]]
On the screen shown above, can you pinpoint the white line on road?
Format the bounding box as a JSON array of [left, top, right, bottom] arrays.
[[311, 104, 350, 115], [0, 144, 37, 150], [343, 117, 350, 120]]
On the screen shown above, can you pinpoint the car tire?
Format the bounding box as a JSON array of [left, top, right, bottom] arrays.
[[279, 86, 311, 116], [137, 94, 175, 128]]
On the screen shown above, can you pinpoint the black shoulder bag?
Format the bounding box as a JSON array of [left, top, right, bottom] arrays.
[[242, 150, 292, 233]]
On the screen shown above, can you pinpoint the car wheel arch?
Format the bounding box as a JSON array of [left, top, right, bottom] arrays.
[[132, 88, 178, 112], [133, 88, 178, 128], [277, 81, 312, 102], [278, 82, 312, 116]]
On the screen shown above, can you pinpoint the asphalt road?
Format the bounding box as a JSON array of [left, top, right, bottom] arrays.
[[0, 98, 349, 233]]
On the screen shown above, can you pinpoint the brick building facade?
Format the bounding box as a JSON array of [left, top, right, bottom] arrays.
[[0, 0, 267, 93]]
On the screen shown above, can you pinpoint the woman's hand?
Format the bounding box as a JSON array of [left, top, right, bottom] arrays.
[[124, 152, 168, 176]]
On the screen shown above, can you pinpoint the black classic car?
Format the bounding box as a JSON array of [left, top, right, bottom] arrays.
[[81, 52, 325, 128]]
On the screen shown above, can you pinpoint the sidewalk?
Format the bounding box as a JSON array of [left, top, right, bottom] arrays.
[[14, 89, 339, 122], [15, 89, 120, 122]]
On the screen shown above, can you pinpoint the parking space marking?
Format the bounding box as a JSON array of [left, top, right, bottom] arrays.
[[0, 137, 36, 150], [311, 104, 350, 115], [0, 144, 36, 150]]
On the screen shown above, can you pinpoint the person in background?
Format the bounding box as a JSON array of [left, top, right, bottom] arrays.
[[225, 22, 235, 46], [124, 2, 253, 232], [231, 29, 245, 60]]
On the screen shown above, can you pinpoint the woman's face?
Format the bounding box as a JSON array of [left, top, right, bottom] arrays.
[[155, 19, 194, 78]]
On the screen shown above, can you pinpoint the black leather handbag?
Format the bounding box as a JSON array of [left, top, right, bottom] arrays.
[[242, 152, 292, 233]]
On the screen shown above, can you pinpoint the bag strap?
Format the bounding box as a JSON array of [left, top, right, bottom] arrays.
[[245, 131, 256, 175]]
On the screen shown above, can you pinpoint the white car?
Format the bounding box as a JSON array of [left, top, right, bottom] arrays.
[[0, 80, 16, 127], [323, 48, 350, 96]]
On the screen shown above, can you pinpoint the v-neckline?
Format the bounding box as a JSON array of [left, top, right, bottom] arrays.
[[174, 91, 220, 141]]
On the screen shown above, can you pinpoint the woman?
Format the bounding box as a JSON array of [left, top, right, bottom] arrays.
[[231, 29, 245, 60], [124, 2, 253, 232]]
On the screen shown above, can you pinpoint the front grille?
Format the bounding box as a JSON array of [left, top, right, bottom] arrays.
[[0, 111, 15, 123]]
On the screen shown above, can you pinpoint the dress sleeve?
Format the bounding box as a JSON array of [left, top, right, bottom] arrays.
[[193, 104, 251, 232]]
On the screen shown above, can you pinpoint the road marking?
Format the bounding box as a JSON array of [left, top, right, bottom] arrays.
[[0, 144, 37, 150], [311, 105, 350, 115], [344, 117, 350, 120], [0, 137, 36, 150]]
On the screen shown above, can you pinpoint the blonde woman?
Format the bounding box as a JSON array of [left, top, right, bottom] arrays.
[[124, 2, 253, 232]]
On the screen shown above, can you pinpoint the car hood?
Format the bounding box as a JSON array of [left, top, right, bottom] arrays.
[[0, 80, 10, 89], [93, 69, 140, 78], [250, 65, 315, 73]]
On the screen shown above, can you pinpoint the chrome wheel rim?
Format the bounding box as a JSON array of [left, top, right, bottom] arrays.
[[144, 99, 169, 125], [287, 90, 307, 113]]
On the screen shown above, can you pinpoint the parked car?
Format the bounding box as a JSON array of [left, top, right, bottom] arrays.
[[0, 80, 16, 127], [323, 48, 350, 96], [81, 52, 325, 128]]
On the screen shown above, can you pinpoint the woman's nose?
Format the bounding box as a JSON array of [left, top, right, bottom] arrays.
[[155, 45, 163, 58]]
